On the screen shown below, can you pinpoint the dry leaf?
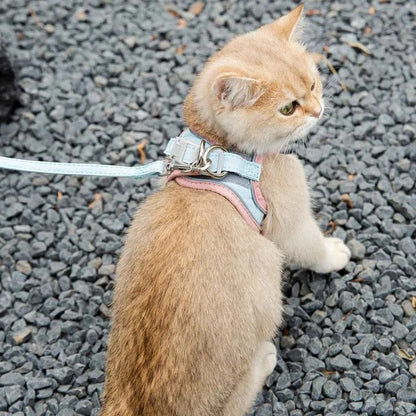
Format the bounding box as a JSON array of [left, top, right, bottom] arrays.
[[168, 9, 180, 18], [351, 278, 364, 283], [348, 174, 356, 180], [17, 32, 24, 41], [306, 9, 321, 16], [324, 220, 336, 236], [398, 349, 415, 361], [369, 6, 376, 14], [88, 193, 102, 209], [177, 18, 187, 29], [412, 296, 416, 309], [176, 44, 186, 54], [189, 1, 204, 16], [55, 191, 63, 210], [346, 40, 370, 55], [137, 139, 148, 164], [364, 27, 372, 36], [322, 370, 335, 375], [341, 194, 354, 209], [323, 45, 330, 53], [28, 6, 44, 29], [342, 310, 353, 321], [322, 56, 348, 91]]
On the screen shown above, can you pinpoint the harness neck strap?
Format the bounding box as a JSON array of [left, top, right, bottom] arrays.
[[164, 129, 262, 181]]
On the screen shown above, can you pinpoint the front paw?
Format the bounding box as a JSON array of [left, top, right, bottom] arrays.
[[312, 237, 351, 274]]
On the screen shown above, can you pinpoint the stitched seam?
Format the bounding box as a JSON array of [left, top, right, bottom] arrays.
[[176, 177, 260, 232]]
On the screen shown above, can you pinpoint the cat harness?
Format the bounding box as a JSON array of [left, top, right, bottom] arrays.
[[164, 129, 267, 232]]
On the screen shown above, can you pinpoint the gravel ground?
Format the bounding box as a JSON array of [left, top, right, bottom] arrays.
[[0, 0, 415, 415]]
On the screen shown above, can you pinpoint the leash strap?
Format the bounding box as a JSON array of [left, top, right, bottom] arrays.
[[0, 156, 166, 178]]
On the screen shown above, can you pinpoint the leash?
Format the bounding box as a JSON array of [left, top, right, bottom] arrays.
[[0, 156, 166, 179], [0, 129, 261, 181]]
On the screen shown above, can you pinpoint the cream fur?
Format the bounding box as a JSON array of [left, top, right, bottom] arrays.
[[101, 5, 351, 416]]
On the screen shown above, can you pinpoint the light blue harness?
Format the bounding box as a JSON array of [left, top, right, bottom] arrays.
[[165, 129, 267, 231]]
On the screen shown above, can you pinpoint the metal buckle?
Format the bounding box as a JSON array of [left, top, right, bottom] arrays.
[[164, 140, 228, 178]]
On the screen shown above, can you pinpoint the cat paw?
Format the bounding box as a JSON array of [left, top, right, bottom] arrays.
[[260, 342, 277, 377], [312, 237, 351, 274]]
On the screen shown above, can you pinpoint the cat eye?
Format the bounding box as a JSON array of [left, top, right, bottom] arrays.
[[279, 101, 297, 116], [311, 80, 316, 91]]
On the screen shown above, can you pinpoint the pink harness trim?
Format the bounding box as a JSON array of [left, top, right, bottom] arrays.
[[175, 176, 261, 231], [168, 155, 267, 232]]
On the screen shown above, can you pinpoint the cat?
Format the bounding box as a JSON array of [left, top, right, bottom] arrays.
[[100, 5, 351, 416]]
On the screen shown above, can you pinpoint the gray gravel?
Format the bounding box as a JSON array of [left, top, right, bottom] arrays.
[[0, 0, 415, 415]]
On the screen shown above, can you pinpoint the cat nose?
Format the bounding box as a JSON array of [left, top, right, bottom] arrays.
[[311, 106, 323, 119]]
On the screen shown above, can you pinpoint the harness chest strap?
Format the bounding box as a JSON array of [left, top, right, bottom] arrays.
[[166, 129, 267, 232]]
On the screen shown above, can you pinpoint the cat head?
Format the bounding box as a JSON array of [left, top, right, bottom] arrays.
[[184, 5, 323, 154]]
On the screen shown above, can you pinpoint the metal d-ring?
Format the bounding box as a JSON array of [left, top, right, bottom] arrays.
[[163, 140, 228, 178], [202, 144, 228, 178]]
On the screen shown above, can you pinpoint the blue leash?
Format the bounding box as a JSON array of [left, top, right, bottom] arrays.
[[0, 130, 262, 181], [0, 155, 166, 179]]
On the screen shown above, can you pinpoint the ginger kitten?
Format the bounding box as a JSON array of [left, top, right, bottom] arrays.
[[100, 5, 351, 416]]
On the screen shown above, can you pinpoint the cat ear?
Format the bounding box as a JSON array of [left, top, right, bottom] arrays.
[[212, 74, 265, 110], [266, 4, 304, 42]]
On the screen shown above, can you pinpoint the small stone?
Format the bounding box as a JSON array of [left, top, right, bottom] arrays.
[[16, 260, 32, 275], [363, 396, 376, 413], [124, 36, 139, 48], [44, 24, 55, 33], [340, 377, 355, 392], [254, 403, 272, 416], [13, 327, 32, 344], [375, 400, 393, 416], [46, 367, 74, 384], [329, 354, 353, 372], [275, 372, 291, 390], [94, 76, 108, 87], [352, 335, 375, 355], [56, 410, 75, 416], [397, 388, 416, 403], [402, 300, 416, 317], [4, 385, 23, 405], [323, 380, 338, 399], [379, 370, 394, 384], [0, 372, 25, 386], [26, 377, 52, 390], [348, 239, 366, 260], [409, 360, 416, 377], [325, 399, 347, 414], [303, 356, 325, 372], [98, 264, 116, 276], [50, 105, 65, 121], [287, 348, 307, 362]]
